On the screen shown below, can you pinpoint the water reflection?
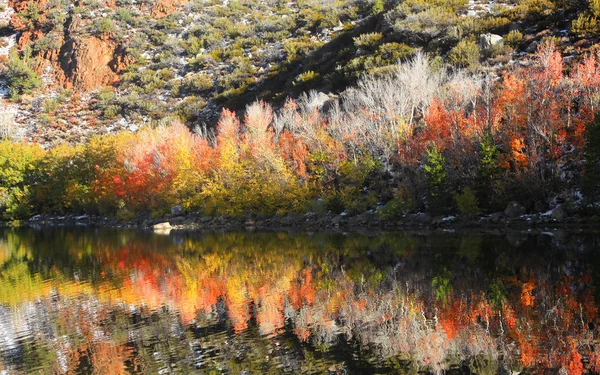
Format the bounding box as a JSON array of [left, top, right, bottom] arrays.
[[0, 228, 598, 374]]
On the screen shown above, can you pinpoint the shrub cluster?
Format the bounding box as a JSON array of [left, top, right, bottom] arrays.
[[1, 44, 600, 221]]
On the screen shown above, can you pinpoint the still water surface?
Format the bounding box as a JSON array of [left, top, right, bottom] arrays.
[[0, 228, 598, 374]]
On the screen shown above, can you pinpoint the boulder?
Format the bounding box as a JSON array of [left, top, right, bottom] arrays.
[[355, 211, 379, 225], [153, 222, 172, 235], [332, 215, 344, 226], [504, 202, 525, 218], [280, 214, 303, 226], [415, 212, 432, 224], [489, 212, 504, 223], [169, 216, 185, 225], [551, 206, 568, 221], [479, 33, 503, 49], [525, 40, 538, 53], [171, 205, 184, 216], [153, 222, 172, 230]]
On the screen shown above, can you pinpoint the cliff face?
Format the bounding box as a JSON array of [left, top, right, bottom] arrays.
[[59, 36, 120, 90], [8, 0, 134, 90]]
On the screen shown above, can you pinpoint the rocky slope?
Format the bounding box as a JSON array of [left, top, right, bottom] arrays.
[[0, 0, 598, 147]]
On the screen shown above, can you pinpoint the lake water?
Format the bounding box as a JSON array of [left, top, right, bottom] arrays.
[[0, 228, 598, 374]]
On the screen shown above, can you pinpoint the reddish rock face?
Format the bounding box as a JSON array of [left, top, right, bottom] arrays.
[[7, 0, 136, 90], [59, 36, 121, 90], [8, 0, 49, 13], [151, 0, 188, 18]]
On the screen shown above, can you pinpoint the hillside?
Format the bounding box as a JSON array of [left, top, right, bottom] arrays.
[[0, 0, 598, 145], [1, 0, 600, 223]]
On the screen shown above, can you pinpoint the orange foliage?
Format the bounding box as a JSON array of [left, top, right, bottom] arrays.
[[520, 280, 536, 308], [279, 130, 309, 177], [510, 137, 528, 168], [422, 99, 451, 149]]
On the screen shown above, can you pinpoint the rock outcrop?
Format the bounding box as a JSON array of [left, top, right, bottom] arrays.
[[59, 36, 120, 90], [7, 0, 134, 90], [151, 0, 188, 18]]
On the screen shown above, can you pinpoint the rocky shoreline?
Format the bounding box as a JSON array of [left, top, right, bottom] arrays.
[[3, 204, 600, 234]]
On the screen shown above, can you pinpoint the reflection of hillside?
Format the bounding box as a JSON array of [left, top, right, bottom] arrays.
[[0, 229, 598, 374]]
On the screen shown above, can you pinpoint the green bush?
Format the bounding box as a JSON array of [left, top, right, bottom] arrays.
[[5, 53, 41, 100], [448, 39, 480, 68], [32, 35, 61, 52], [454, 187, 479, 218], [393, 6, 459, 43], [379, 188, 415, 218], [184, 73, 213, 92], [514, 0, 555, 20], [424, 146, 448, 213], [17, 2, 41, 30], [504, 30, 524, 47], [294, 70, 319, 86], [473, 16, 511, 34], [353, 32, 384, 50], [571, 14, 599, 37], [103, 105, 121, 120], [93, 18, 116, 35]]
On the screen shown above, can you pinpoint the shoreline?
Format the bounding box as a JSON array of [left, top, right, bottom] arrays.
[[3, 210, 600, 234]]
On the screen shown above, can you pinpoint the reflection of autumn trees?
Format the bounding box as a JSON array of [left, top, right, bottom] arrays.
[[0, 229, 598, 374]]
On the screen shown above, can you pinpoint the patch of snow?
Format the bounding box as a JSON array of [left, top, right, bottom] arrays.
[[0, 0, 15, 25], [0, 33, 16, 59], [442, 216, 456, 222]]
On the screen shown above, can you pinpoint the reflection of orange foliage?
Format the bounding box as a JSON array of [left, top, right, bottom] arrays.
[[520, 280, 535, 308], [438, 316, 459, 340], [295, 327, 311, 341], [12, 229, 597, 375], [519, 338, 536, 367], [562, 338, 584, 375], [92, 342, 132, 375], [469, 298, 493, 326], [289, 269, 316, 309], [438, 300, 466, 340], [226, 278, 250, 332], [502, 304, 517, 331], [591, 351, 600, 373], [355, 298, 367, 311], [257, 285, 285, 335]]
